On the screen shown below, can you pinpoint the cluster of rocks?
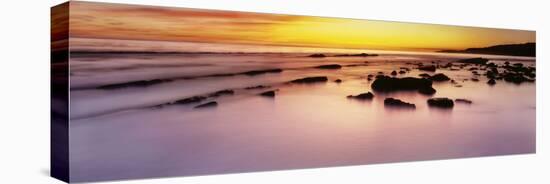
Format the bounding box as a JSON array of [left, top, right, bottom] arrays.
[[457, 58, 535, 85], [413, 57, 535, 86]]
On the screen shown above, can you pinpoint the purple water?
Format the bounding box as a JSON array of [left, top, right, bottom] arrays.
[[69, 52, 535, 182]]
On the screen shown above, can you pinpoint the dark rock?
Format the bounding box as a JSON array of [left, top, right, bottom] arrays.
[[486, 70, 497, 79], [241, 68, 283, 76], [259, 90, 276, 97], [418, 86, 437, 95], [487, 79, 496, 85], [429, 73, 451, 82], [315, 64, 342, 69], [289, 76, 328, 84], [525, 72, 536, 78], [439, 43, 535, 57], [399, 70, 407, 74], [371, 76, 435, 95], [427, 98, 454, 108], [173, 96, 207, 105], [502, 73, 534, 84], [334, 53, 378, 57], [308, 53, 326, 58], [245, 85, 270, 90], [384, 98, 416, 109], [194, 101, 218, 109], [98, 79, 172, 89], [347, 92, 374, 100], [471, 78, 480, 82], [455, 98, 472, 104], [209, 89, 235, 97], [418, 65, 436, 72], [391, 70, 398, 75], [456, 57, 489, 65], [334, 79, 343, 83], [206, 73, 237, 78]]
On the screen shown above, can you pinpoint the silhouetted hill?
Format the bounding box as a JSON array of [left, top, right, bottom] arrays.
[[439, 42, 535, 57]]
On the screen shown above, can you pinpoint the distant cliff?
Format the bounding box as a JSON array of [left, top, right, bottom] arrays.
[[439, 42, 535, 57]]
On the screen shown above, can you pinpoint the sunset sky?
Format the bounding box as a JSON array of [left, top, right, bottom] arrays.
[[68, 1, 535, 52]]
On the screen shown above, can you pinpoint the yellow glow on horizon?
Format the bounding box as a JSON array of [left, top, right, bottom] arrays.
[[68, 1, 535, 52], [267, 17, 534, 51]]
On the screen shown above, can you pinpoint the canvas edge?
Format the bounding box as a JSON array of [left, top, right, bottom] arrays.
[[51, 1, 71, 183]]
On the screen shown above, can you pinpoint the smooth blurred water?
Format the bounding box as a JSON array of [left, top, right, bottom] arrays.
[[69, 52, 535, 182]]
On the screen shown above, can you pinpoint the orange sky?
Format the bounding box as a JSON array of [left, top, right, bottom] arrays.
[[68, 1, 535, 52]]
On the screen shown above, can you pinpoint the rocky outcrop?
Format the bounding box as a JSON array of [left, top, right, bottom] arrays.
[[241, 69, 283, 76], [98, 79, 173, 89], [429, 73, 451, 82], [208, 89, 234, 97], [173, 96, 207, 105], [418, 65, 436, 72], [315, 64, 342, 69], [347, 92, 374, 100], [194, 101, 218, 109], [427, 98, 454, 108], [456, 57, 489, 65], [334, 53, 378, 57], [244, 85, 271, 90], [289, 76, 328, 84], [308, 53, 326, 58], [384, 98, 416, 109], [259, 90, 276, 97], [371, 76, 436, 95], [455, 98, 472, 104], [487, 79, 496, 85]]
